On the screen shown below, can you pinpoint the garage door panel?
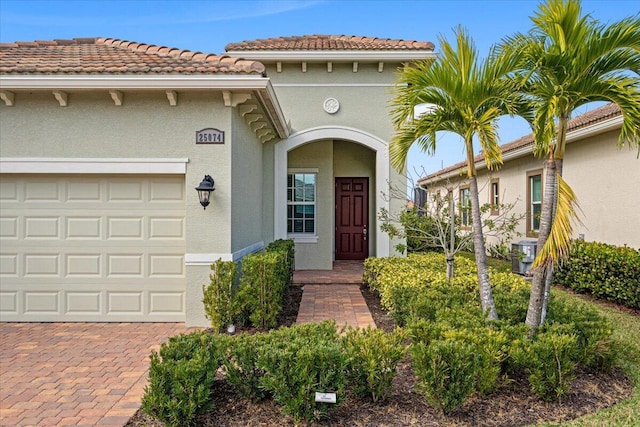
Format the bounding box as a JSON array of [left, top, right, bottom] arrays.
[[150, 180, 184, 201], [0, 254, 18, 276], [108, 217, 144, 239], [0, 175, 186, 321], [108, 181, 144, 201], [25, 181, 60, 201], [0, 217, 18, 238], [24, 291, 60, 313], [24, 217, 60, 239], [67, 217, 102, 239], [66, 292, 102, 314], [25, 254, 60, 276], [149, 292, 184, 314], [0, 291, 18, 314], [66, 180, 102, 201], [149, 217, 184, 239], [107, 254, 144, 277]]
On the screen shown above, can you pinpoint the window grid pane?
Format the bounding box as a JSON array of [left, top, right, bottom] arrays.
[[287, 173, 316, 234]]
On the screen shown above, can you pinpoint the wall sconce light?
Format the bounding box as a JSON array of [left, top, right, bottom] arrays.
[[195, 175, 215, 209]]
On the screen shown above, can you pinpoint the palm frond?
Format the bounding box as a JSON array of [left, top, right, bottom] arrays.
[[533, 173, 583, 268]]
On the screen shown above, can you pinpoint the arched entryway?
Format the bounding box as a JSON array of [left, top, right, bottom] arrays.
[[275, 126, 391, 270]]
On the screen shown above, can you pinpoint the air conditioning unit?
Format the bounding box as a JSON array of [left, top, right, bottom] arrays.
[[511, 241, 538, 275]]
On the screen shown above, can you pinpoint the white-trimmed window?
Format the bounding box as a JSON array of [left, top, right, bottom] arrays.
[[490, 179, 500, 215], [527, 170, 543, 236], [287, 172, 316, 235], [460, 187, 471, 228]]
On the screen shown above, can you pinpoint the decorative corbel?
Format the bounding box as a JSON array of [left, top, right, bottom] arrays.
[[378, 62, 385, 73], [165, 90, 178, 106], [259, 133, 276, 143], [301, 62, 307, 73], [0, 90, 15, 107], [244, 113, 263, 124], [257, 128, 271, 139], [250, 121, 268, 132], [52, 91, 68, 107], [109, 90, 123, 106], [353, 62, 359, 73], [222, 91, 252, 107], [276, 61, 282, 73], [238, 104, 258, 117], [327, 62, 333, 73]]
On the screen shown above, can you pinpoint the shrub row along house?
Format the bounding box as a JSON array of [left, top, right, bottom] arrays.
[[419, 102, 640, 262], [0, 35, 434, 325]]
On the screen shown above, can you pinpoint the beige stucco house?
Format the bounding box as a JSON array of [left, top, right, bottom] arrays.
[[419, 103, 640, 256], [0, 35, 435, 325]]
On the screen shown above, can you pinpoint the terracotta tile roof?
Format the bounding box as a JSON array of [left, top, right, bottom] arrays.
[[0, 37, 265, 75], [225, 35, 435, 52], [420, 103, 622, 183]]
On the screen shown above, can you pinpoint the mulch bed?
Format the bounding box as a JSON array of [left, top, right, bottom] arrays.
[[127, 284, 633, 427]]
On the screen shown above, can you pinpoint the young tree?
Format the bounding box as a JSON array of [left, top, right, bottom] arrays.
[[379, 182, 524, 279], [499, 0, 640, 334], [390, 27, 527, 320]]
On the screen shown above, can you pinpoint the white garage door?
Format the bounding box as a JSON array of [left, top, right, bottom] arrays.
[[0, 175, 186, 321]]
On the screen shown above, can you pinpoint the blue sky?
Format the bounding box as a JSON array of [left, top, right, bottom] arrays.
[[1, 0, 637, 179]]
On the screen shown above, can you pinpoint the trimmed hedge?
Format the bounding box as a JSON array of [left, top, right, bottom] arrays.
[[142, 321, 412, 423], [555, 240, 640, 309]]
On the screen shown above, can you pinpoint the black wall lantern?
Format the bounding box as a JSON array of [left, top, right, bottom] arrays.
[[195, 175, 215, 209]]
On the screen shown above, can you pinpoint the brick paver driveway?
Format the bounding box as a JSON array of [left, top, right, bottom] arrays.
[[0, 322, 193, 427]]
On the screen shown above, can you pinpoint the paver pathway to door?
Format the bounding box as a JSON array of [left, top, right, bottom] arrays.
[[0, 322, 193, 427], [294, 260, 376, 329]]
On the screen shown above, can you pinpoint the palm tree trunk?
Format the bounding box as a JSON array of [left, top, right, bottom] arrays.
[[469, 176, 498, 321], [525, 157, 557, 334]]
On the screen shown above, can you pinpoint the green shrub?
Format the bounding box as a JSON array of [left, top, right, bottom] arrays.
[[517, 327, 577, 402], [265, 239, 295, 282], [412, 339, 480, 414], [237, 251, 287, 329], [221, 333, 270, 402], [257, 322, 346, 422], [141, 331, 224, 427], [342, 326, 408, 402], [546, 295, 619, 371], [202, 259, 239, 332], [555, 240, 640, 309]]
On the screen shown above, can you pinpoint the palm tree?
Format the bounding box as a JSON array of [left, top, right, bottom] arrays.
[[390, 27, 527, 321], [499, 0, 640, 334]]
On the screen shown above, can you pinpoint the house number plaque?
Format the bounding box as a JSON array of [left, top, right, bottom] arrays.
[[196, 128, 225, 144]]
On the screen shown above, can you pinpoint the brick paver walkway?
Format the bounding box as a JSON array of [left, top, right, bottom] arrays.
[[294, 260, 376, 329], [0, 322, 193, 427]]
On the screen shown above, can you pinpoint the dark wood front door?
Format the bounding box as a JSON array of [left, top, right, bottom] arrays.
[[335, 177, 369, 260]]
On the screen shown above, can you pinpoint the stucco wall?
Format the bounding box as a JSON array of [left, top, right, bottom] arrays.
[[261, 141, 276, 244], [230, 106, 266, 253], [288, 140, 334, 269], [563, 130, 639, 247], [425, 128, 640, 251], [268, 63, 396, 139]]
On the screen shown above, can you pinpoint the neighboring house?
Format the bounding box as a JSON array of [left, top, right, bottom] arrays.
[[0, 35, 435, 325], [419, 103, 639, 255]]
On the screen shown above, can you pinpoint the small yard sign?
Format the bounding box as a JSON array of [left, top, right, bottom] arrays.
[[196, 128, 224, 144], [315, 392, 337, 403]]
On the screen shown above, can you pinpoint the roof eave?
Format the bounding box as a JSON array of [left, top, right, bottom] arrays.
[[0, 74, 268, 90], [418, 115, 623, 186], [224, 50, 436, 62], [0, 74, 290, 139]]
